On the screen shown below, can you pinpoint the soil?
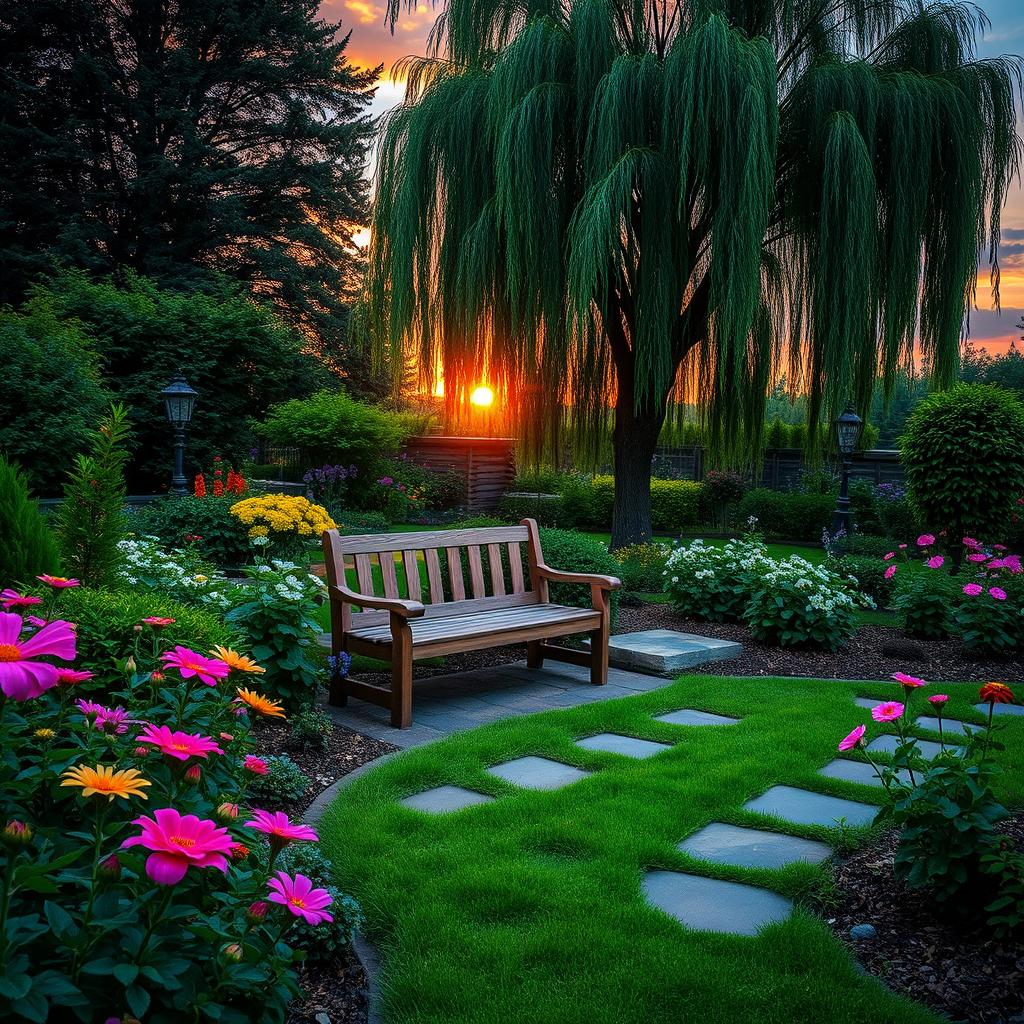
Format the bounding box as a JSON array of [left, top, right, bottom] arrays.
[[825, 818, 1024, 1024]]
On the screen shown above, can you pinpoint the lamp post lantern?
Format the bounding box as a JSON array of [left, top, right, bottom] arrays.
[[161, 372, 198, 496], [831, 404, 864, 538]]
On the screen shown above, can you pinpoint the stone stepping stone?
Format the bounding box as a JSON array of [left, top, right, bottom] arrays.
[[866, 735, 959, 759], [485, 755, 591, 791], [654, 709, 740, 727], [853, 697, 881, 710], [642, 870, 792, 936], [400, 785, 495, 814], [819, 759, 910, 789], [575, 733, 673, 759], [916, 715, 967, 736], [593, 629, 742, 676], [974, 702, 1024, 717], [678, 822, 831, 870], [743, 785, 877, 828]]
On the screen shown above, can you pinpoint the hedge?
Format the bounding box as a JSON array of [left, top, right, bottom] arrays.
[[735, 488, 835, 541]]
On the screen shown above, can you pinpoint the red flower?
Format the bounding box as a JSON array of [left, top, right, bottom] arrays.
[[979, 681, 1014, 705], [194, 474, 207, 497]]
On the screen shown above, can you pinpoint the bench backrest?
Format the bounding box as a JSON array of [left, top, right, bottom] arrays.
[[322, 520, 548, 630]]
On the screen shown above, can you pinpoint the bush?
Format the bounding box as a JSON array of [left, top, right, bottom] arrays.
[[848, 480, 881, 534], [874, 482, 921, 539], [893, 571, 960, 639], [133, 495, 253, 567], [612, 543, 672, 592], [337, 509, 395, 534], [247, 754, 310, 807], [499, 492, 566, 527], [735, 488, 835, 540], [536, 528, 621, 627], [0, 456, 61, 586], [832, 554, 897, 606], [0, 303, 108, 493], [116, 536, 229, 606], [664, 539, 773, 621], [650, 478, 703, 532], [843, 533, 905, 558], [359, 457, 464, 519], [955, 590, 1018, 655], [229, 494, 336, 561], [289, 705, 334, 749], [902, 383, 1024, 551], [702, 469, 745, 529]]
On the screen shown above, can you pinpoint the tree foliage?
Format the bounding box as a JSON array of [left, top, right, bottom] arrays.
[[0, 456, 62, 586], [368, 0, 1022, 545]]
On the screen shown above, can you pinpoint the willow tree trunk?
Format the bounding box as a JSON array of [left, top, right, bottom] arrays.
[[610, 391, 666, 550]]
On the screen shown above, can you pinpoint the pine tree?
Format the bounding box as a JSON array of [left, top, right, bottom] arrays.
[[0, 456, 62, 587]]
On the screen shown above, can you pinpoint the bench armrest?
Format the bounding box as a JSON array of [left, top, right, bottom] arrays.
[[536, 565, 621, 589], [328, 583, 425, 618]]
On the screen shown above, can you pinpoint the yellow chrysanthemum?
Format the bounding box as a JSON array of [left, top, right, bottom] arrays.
[[211, 646, 266, 675], [248, 525, 269, 538], [235, 687, 286, 719], [60, 764, 151, 801], [34, 728, 56, 740]]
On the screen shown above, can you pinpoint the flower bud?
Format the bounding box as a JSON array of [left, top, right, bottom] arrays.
[[151, 671, 165, 683], [34, 728, 56, 742], [1, 820, 33, 850], [216, 802, 239, 823], [229, 843, 250, 861], [98, 854, 122, 881], [219, 732, 234, 743], [184, 764, 202, 785], [133, 624, 143, 633], [222, 942, 244, 963], [124, 656, 137, 673], [134, 746, 149, 758], [246, 901, 269, 923]]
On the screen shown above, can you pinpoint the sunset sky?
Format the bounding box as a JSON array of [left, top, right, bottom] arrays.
[[326, 0, 1024, 352]]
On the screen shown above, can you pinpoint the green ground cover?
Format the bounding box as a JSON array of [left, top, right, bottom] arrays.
[[319, 675, 1022, 1024]]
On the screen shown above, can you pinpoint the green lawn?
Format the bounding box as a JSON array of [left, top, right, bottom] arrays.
[[319, 676, 1023, 1024]]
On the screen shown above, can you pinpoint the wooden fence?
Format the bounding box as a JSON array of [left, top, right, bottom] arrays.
[[402, 435, 516, 512]]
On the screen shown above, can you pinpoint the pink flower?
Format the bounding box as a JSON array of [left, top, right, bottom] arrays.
[[36, 575, 80, 589], [916, 534, 935, 547], [160, 646, 229, 686], [898, 544, 907, 550], [994, 544, 1007, 552], [883, 552, 895, 561], [927, 694, 949, 706], [136, 723, 225, 762], [967, 553, 988, 563], [838, 724, 866, 752], [989, 587, 1007, 601], [872, 701, 905, 723], [141, 616, 175, 628], [245, 809, 319, 851], [95, 706, 132, 735], [884, 565, 897, 579], [76, 699, 105, 719], [963, 583, 983, 596], [26, 616, 47, 628], [122, 808, 233, 885], [962, 536, 980, 549], [267, 872, 333, 926], [926, 555, 944, 569], [1004, 555, 1022, 573], [892, 672, 926, 689], [988, 558, 1006, 570], [55, 668, 94, 686], [0, 590, 41, 609], [244, 755, 268, 775], [0, 613, 76, 700]]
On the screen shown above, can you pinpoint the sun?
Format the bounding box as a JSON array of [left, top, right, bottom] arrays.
[[470, 385, 494, 407]]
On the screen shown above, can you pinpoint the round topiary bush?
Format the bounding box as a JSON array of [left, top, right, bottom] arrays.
[[901, 383, 1024, 552]]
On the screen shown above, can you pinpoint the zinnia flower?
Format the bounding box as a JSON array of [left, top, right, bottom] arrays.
[[979, 682, 1014, 705], [267, 872, 334, 926], [1005, 555, 1023, 573], [245, 809, 318, 851], [892, 672, 925, 689], [160, 645, 229, 686], [244, 755, 269, 775], [963, 583, 983, 596], [884, 565, 897, 579], [967, 553, 988, 563], [235, 687, 285, 719], [122, 808, 233, 885], [838, 724, 866, 752], [36, 575, 80, 589], [136, 723, 225, 761], [963, 536, 980, 548], [141, 616, 175, 628], [883, 552, 895, 561], [989, 587, 1007, 601], [61, 764, 151, 802], [0, 613, 77, 700], [0, 590, 41, 609], [211, 646, 265, 675], [55, 668, 94, 686], [871, 701, 905, 723], [928, 694, 949, 706], [916, 534, 935, 547], [926, 555, 944, 569]]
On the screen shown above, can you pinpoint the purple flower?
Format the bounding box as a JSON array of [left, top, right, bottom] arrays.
[[990, 587, 1007, 601]]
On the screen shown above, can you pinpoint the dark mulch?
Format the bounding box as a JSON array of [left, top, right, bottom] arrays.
[[288, 951, 370, 1024], [825, 818, 1024, 1024]]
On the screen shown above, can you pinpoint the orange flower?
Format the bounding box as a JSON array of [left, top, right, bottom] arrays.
[[211, 646, 265, 675], [60, 764, 151, 801], [979, 681, 1014, 705], [235, 687, 286, 719]]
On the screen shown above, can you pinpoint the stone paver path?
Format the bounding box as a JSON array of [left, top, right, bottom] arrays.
[[486, 755, 591, 790], [866, 734, 959, 759], [575, 733, 674, 759], [975, 702, 1024, 717], [743, 785, 877, 828], [853, 697, 881, 710], [678, 822, 831, 869], [916, 715, 968, 736], [593, 629, 742, 676], [654, 708, 741, 727], [819, 758, 911, 788], [401, 785, 495, 814], [642, 871, 793, 936]]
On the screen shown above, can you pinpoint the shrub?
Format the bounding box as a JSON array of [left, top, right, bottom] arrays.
[[289, 705, 334, 749], [843, 533, 905, 558], [247, 754, 310, 807], [612, 543, 672, 592], [702, 469, 745, 528], [499, 492, 566, 527], [664, 539, 773, 621], [0, 304, 108, 493], [448, 515, 510, 529], [874, 482, 921, 539], [116, 536, 227, 606], [229, 494, 335, 561], [54, 404, 131, 586], [735, 488, 835, 540], [832, 554, 897, 606], [536, 528, 621, 627], [0, 456, 61, 586], [650, 478, 703, 531], [337, 509, 395, 533], [848, 479, 881, 534], [893, 571, 960, 639], [902, 383, 1024, 555], [132, 495, 253, 567]]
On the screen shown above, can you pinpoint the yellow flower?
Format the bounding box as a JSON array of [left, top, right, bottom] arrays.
[[235, 687, 286, 719], [248, 525, 269, 538], [211, 646, 266, 675], [61, 764, 151, 801], [34, 728, 56, 740]]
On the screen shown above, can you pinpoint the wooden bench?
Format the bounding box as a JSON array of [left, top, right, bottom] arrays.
[[321, 518, 621, 728]]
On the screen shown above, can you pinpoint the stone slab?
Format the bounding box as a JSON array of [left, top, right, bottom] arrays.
[[975, 702, 1024, 717], [400, 785, 496, 814], [853, 697, 882, 710], [575, 733, 674, 759], [592, 629, 743, 676], [916, 715, 968, 736], [654, 708, 741, 727], [642, 871, 792, 936], [485, 755, 591, 791], [866, 734, 959, 759], [819, 758, 911, 788], [678, 822, 832, 870], [743, 785, 877, 828]]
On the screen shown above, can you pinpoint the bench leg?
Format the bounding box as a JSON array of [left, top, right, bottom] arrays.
[[390, 624, 413, 729], [590, 592, 610, 686], [526, 640, 545, 670]]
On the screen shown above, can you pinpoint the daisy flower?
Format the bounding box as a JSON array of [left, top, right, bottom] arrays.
[[211, 646, 265, 675], [61, 764, 151, 802], [267, 872, 333, 926], [235, 687, 285, 719], [160, 645, 229, 686]]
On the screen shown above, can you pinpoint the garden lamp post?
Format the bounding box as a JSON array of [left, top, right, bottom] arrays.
[[831, 404, 864, 537], [161, 371, 198, 496]]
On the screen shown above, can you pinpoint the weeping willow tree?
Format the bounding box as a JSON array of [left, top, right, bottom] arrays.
[[367, 0, 1021, 547]]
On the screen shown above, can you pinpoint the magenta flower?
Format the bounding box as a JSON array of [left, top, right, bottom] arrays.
[[963, 583, 983, 596], [245, 809, 319, 851], [989, 587, 1007, 601], [136, 723, 225, 762], [892, 672, 926, 689], [927, 694, 949, 706], [925, 555, 944, 569], [76, 699, 105, 719], [994, 544, 1007, 552], [962, 536, 980, 548], [872, 701, 905, 723], [36, 575, 80, 589], [838, 724, 866, 752], [160, 646, 229, 686], [988, 558, 1006, 569], [0, 613, 76, 701], [883, 552, 895, 561], [1004, 555, 1022, 573], [96, 706, 132, 735], [967, 553, 988, 563], [56, 668, 93, 686], [898, 543, 907, 550], [884, 565, 897, 579], [267, 872, 334, 926], [244, 755, 269, 775], [0, 590, 41, 609], [916, 534, 935, 547], [122, 808, 233, 885]]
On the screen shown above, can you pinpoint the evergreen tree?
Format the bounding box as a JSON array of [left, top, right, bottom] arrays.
[[0, 456, 62, 587], [368, 0, 1022, 546], [0, 0, 379, 379]]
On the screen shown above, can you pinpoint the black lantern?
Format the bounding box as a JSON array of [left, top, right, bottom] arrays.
[[160, 372, 198, 496], [831, 404, 863, 537]]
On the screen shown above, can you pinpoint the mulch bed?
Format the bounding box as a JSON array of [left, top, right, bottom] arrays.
[[825, 817, 1024, 1024]]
